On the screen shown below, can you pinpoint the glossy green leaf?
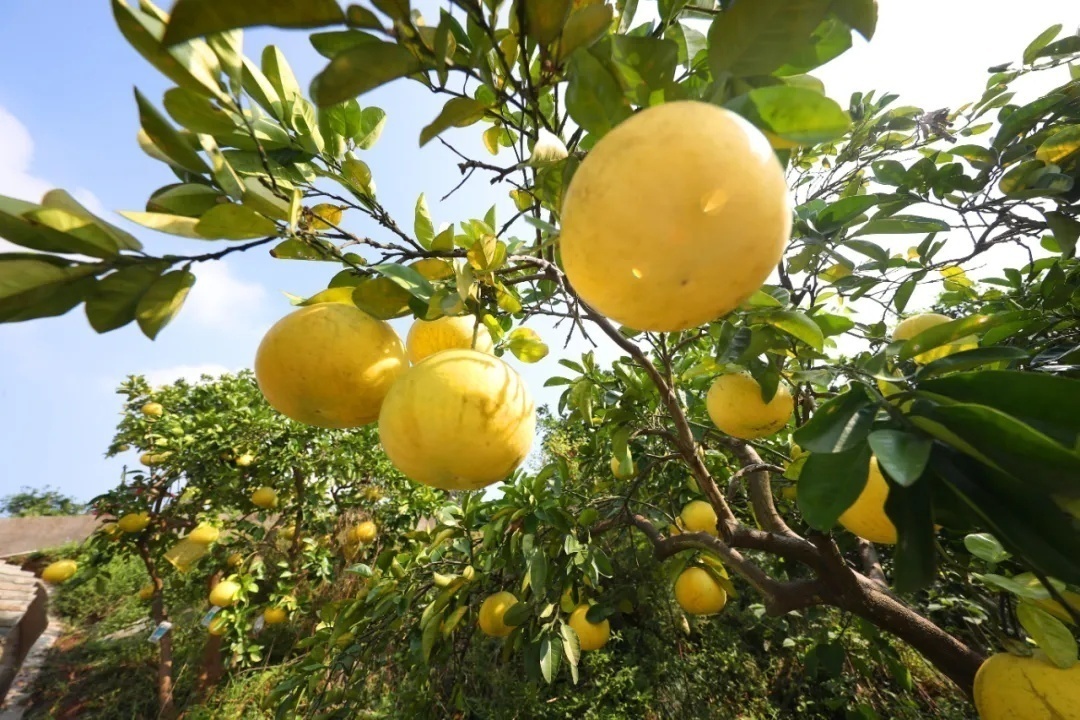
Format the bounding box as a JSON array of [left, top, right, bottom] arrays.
[[525, 0, 572, 47], [196, 204, 278, 239], [162, 87, 236, 134], [565, 47, 632, 139], [797, 442, 871, 530], [120, 211, 203, 239], [310, 41, 422, 106], [0, 258, 100, 323], [310, 29, 380, 59], [915, 346, 1029, 379], [241, 57, 283, 119], [609, 36, 679, 105], [761, 309, 825, 350], [502, 601, 530, 627], [147, 183, 224, 217], [1017, 602, 1078, 669], [539, 634, 562, 684], [964, 533, 1009, 563], [420, 97, 487, 146], [856, 215, 949, 235], [814, 194, 880, 232], [1023, 24, 1063, 64], [134, 88, 210, 174], [775, 17, 851, 75], [135, 269, 196, 339], [162, 0, 344, 46], [558, 3, 613, 60], [867, 430, 931, 487], [707, 0, 831, 77], [372, 264, 434, 302], [1045, 211, 1080, 258], [727, 85, 850, 145], [793, 386, 874, 453], [885, 470, 937, 592], [262, 45, 302, 109], [85, 263, 168, 333]]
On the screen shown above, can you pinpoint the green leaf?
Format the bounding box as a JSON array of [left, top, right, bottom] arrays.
[[356, 107, 388, 149], [196, 204, 278, 240], [559, 620, 581, 668], [558, 3, 613, 60], [310, 29, 380, 59], [727, 85, 850, 146], [812, 313, 856, 337], [414, 194, 434, 248], [421, 607, 442, 663], [241, 57, 283, 119], [525, 0, 572, 47], [0, 258, 100, 323], [1035, 125, 1080, 165], [1023, 24, 1062, 64], [42, 190, 142, 252], [775, 17, 851, 75], [797, 442, 871, 530], [372, 264, 434, 302], [898, 313, 1011, 361], [147, 183, 224, 217], [814, 194, 880, 232], [831, 0, 877, 40], [270, 238, 337, 260], [85, 264, 168, 333], [262, 45, 302, 108], [856, 215, 950, 235], [609, 36, 679, 105], [135, 270, 196, 339], [310, 41, 422, 106], [420, 97, 487, 147], [162, 0, 344, 46], [964, 533, 1009, 564], [565, 47, 632, 139], [867, 430, 931, 487], [1017, 602, 1078, 669], [949, 144, 997, 170], [134, 88, 210, 174], [793, 386, 874, 453], [843, 239, 888, 263], [507, 327, 550, 363], [120, 211, 203, 238], [1045, 211, 1080, 259], [885, 471, 937, 593], [893, 278, 916, 313], [707, 0, 832, 77], [977, 573, 1055, 599], [915, 346, 1029, 379], [162, 87, 236, 134], [539, 634, 562, 684], [761, 309, 825, 350]]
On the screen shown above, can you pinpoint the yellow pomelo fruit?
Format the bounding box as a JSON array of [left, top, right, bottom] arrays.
[[235, 453, 255, 467], [227, 552, 245, 568], [101, 522, 120, 537], [251, 486, 278, 509], [892, 313, 978, 364], [974, 653, 1080, 719], [838, 457, 897, 545], [568, 604, 610, 651], [263, 607, 288, 625], [141, 402, 163, 417], [140, 452, 171, 466], [560, 101, 791, 332], [209, 579, 242, 608], [378, 349, 536, 490], [610, 456, 635, 480], [680, 500, 718, 536], [187, 523, 220, 545], [279, 526, 297, 542], [118, 512, 151, 533], [207, 616, 229, 636], [255, 303, 407, 428], [762, 130, 801, 150], [478, 591, 520, 637], [406, 315, 494, 364], [138, 584, 155, 601], [675, 567, 728, 616], [349, 521, 377, 545], [706, 372, 793, 440], [164, 539, 209, 571], [41, 560, 77, 584]]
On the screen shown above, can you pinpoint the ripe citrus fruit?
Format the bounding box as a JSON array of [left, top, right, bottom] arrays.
[[207, 616, 229, 636], [478, 591, 520, 637], [610, 456, 635, 480], [568, 604, 611, 651], [41, 560, 77, 584], [379, 349, 536, 490], [142, 402, 163, 417], [559, 101, 791, 332], [406, 315, 493, 364], [974, 653, 1080, 719], [706, 372, 793, 440], [227, 552, 244, 568], [235, 453, 255, 467], [118, 512, 151, 533], [209, 579, 242, 608], [140, 452, 171, 466], [349, 521, 377, 545], [187, 523, 220, 545], [138, 584, 155, 601], [251, 487, 278, 509], [263, 607, 288, 625], [680, 500, 718, 536], [892, 313, 978, 364], [255, 303, 407, 428], [674, 567, 728, 616], [838, 457, 897, 545]]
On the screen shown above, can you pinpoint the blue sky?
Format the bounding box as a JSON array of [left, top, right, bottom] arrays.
[[1, 1, 1077, 504]]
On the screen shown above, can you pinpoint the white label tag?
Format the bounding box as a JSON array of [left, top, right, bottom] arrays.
[[253, 616, 266, 633], [148, 621, 172, 644], [200, 606, 222, 627]]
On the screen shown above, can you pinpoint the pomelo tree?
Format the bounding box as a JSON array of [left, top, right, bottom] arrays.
[[4, 1, 1080, 717]]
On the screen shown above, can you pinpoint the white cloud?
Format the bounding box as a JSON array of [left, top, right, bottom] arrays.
[[186, 261, 269, 331], [0, 105, 108, 252], [143, 363, 233, 387]]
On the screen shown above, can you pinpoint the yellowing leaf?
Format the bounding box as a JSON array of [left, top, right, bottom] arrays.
[[351, 276, 411, 319], [940, 265, 973, 288], [411, 258, 454, 281], [507, 327, 549, 363], [483, 126, 501, 156]]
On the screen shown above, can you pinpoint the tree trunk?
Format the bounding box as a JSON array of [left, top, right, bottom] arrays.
[[844, 575, 985, 696], [151, 595, 177, 719]]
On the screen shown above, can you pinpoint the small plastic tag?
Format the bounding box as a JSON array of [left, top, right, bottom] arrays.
[[148, 621, 172, 644], [200, 606, 222, 627], [253, 616, 265, 633]]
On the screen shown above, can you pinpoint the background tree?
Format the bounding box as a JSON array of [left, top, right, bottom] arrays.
[[1, 486, 84, 517], [3, 1, 1080, 718]]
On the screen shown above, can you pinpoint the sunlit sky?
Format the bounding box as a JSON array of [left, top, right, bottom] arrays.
[[1, 1, 1077, 503]]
